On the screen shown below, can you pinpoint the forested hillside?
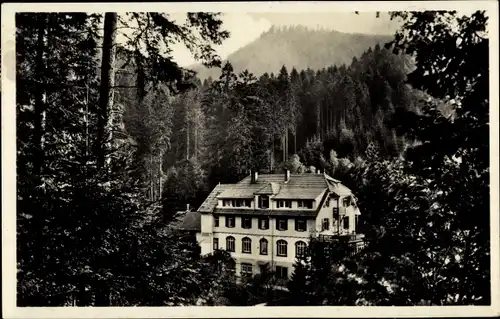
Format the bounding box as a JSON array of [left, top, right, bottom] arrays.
[[146, 43, 421, 217], [190, 26, 393, 80], [15, 11, 490, 307]]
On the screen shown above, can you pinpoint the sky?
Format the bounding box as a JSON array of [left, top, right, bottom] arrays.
[[170, 12, 402, 67]]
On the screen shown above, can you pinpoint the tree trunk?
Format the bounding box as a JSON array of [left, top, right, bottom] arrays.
[[150, 154, 154, 201], [33, 14, 46, 180], [294, 126, 297, 154], [158, 151, 163, 200], [186, 117, 190, 160], [270, 141, 274, 172], [316, 102, 321, 139], [286, 128, 289, 161], [194, 112, 198, 160], [282, 134, 286, 163], [97, 12, 118, 168]]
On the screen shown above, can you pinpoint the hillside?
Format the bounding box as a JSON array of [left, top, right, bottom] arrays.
[[189, 25, 393, 80]]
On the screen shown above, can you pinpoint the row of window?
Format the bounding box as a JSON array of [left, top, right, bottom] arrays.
[[240, 263, 289, 279], [214, 215, 308, 231], [222, 199, 252, 208], [214, 236, 307, 257], [323, 197, 352, 208], [222, 196, 315, 209], [222, 196, 353, 210], [214, 215, 352, 232]]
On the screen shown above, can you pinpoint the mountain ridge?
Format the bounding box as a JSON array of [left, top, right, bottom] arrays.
[[188, 25, 394, 81]]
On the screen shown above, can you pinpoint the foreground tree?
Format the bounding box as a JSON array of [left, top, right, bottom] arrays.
[[388, 10, 490, 305], [96, 12, 229, 168], [287, 10, 491, 306], [17, 12, 230, 306]]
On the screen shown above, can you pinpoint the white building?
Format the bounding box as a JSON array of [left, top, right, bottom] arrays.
[[195, 170, 364, 281]]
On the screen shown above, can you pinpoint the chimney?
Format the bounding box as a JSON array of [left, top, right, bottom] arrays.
[[284, 169, 290, 182], [251, 170, 258, 183]]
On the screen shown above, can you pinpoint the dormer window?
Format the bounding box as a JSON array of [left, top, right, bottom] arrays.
[[343, 197, 351, 207], [222, 199, 235, 207], [259, 195, 269, 209], [298, 200, 314, 209], [277, 200, 291, 208]]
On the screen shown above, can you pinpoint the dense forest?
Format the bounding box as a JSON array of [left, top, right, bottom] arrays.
[[16, 11, 490, 306]]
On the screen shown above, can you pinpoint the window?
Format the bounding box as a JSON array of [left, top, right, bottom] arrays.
[[225, 216, 235, 228], [214, 216, 219, 227], [305, 200, 314, 209], [259, 195, 269, 209], [295, 219, 307, 232], [258, 217, 269, 230], [295, 241, 307, 257], [298, 200, 314, 209], [276, 218, 288, 231], [277, 240, 288, 257], [242, 237, 252, 254], [322, 218, 330, 231], [241, 263, 253, 277], [343, 196, 351, 207], [227, 260, 236, 272], [223, 199, 234, 207], [277, 200, 291, 208], [213, 238, 219, 250], [355, 215, 359, 232], [259, 238, 268, 255], [233, 199, 249, 207], [343, 216, 350, 230], [241, 217, 252, 229], [226, 236, 235, 252], [275, 266, 288, 279]]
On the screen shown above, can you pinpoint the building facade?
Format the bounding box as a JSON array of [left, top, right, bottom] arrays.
[[196, 170, 363, 281]]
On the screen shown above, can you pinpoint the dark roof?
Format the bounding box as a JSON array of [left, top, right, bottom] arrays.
[[272, 186, 325, 199], [255, 182, 280, 195], [238, 173, 329, 189], [199, 173, 355, 219], [172, 210, 201, 231], [198, 184, 232, 213], [217, 184, 263, 199], [236, 173, 334, 199]]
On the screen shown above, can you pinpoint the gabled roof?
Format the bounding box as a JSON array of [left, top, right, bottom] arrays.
[[198, 184, 232, 213], [255, 182, 280, 195], [238, 173, 329, 189], [325, 174, 352, 196], [199, 173, 355, 218], [237, 173, 331, 199], [174, 210, 201, 231], [217, 184, 263, 199], [272, 186, 325, 199]]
